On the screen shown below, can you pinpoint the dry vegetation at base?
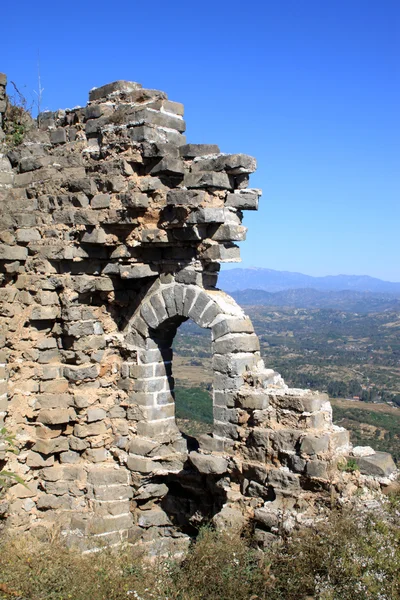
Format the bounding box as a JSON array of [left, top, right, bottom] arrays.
[[0, 498, 400, 600]]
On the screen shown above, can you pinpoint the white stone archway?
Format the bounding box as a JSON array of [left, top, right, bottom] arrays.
[[125, 283, 261, 446]]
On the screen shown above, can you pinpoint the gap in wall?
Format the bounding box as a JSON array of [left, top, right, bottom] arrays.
[[172, 320, 213, 443]]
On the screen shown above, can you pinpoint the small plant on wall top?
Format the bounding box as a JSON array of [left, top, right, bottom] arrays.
[[2, 82, 33, 148], [337, 457, 360, 473]]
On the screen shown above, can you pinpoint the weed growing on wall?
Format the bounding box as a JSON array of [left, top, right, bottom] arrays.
[[2, 82, 33, 148], [0, 428, 24, 498]]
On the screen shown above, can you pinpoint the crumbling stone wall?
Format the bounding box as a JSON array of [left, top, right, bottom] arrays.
[[0, 75, 396, 554]]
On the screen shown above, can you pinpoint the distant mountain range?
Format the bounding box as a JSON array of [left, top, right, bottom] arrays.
[[219, 268, 400, 295], [229, 288, 400, 313]]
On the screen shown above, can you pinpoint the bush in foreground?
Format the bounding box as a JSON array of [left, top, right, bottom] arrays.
[[0, 497, 399, 600]]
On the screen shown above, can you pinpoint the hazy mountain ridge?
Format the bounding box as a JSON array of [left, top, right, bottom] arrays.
[[229, 288, 400, 312], [220, 268, 400, 294]]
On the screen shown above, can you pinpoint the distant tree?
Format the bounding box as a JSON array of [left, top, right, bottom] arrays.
[[327, 380, 348, 398], [348, 380, 362, 396], [392, 395, 400, 408]]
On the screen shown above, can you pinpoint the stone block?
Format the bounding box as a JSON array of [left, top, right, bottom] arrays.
[[136, 418, 178, 441], [254, 508, 279, 530], [166, 189, 205, 206], [89, 80, 142, 101], [150, 293, 168, 323], [141, 403, 175, 421], [305, 459, 329, 479], [300, 393, 329, 413], [128, 437, 159, 456], [87, 467, 129, 486], [32, 436, 69, 454], [85, 104, 103, 120], [38, 349, 61, 364], [119, 192, 149, 209], [63, 364, 100, 381], [155, 391, 174, 405], [37, 493, 72, 510], [189, 452, 228, 474], [50, 129, 67, 145], [73, 422, 107, 438], [213, 334, 260, 354], [41, 465, 86, 481], [212, 318, 254, 341], [329, 429, 350, 453], [31, 306, 59, 320], [135, 483, 168, 500], [184, 172, 232, 190], [300, 434, 330, 456], [182, 286, 198, 317], [187, 208, 225, 224], [26, 451, 54, 468], [137, 508, 172, 528], [93, 485, 133, 501], [120, 264, 156, 279], [60, 451, 80, 464], [236, 390, 269, 410], [43, 481, 70, 495], [161, 287, 177, 317], [150, 157, 185, 176], [213, 390, 237, 408], [84, 448, 108, 463], [188, 291, 211, 323], [192, 154, 256, 174], [127, 454, 157, 474], [37, 409, 73, 425], [353, 452, 396, 477], [87, 408, 107, 422], [87, 514, 134, 536], [197, 303, 222, 327], [81, 228, 107, 244], [225, 189, 260, 210], [0, 244, 28, 261], [180, 144, 220, 158], [91, 193, 110, 209], [131, 108, 185, 132], [129, 125, 185, 146], [268, 469, 300, 490], [213, 372, 243, 391], [210, 224, 247, 242], [202, 242, 241, 262], [7, 480, 38, 500], [270, 429, 302, 455], [16, 228, 41, 243], [212, 352, 258, 376], [36, 393, 74, 410], [93, 499, 131, 517]]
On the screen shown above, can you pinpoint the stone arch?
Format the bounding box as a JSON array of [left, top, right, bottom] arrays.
[[125, 283, 261, 445]]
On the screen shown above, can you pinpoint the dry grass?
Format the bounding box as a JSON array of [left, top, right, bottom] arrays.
[[0, 496, 399, 600]]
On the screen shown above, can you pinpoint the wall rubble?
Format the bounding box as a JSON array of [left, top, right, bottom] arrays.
[[0, 75, 396, 553]]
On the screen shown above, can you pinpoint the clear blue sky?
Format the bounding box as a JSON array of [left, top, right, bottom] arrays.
[[2, 0, 399, 281]]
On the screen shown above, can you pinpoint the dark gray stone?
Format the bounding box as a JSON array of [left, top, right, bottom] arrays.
[[180, 144, 220, 158], [353, 452, 396, 477]]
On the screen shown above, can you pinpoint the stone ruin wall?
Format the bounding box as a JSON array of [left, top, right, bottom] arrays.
[[0, 74, 396, 554]]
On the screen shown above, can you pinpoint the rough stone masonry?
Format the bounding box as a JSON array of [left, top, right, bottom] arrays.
[[0, 75, 397, 554]]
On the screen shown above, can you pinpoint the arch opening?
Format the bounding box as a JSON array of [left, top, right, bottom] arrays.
[[173, 319, 213, 444]]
